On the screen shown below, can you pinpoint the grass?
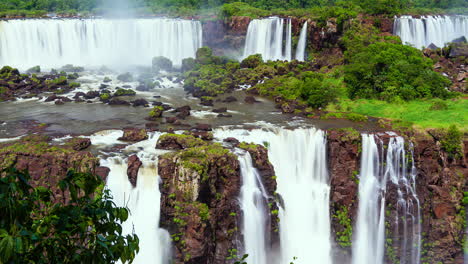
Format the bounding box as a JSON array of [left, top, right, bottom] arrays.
[[327, 98, 468, 132]]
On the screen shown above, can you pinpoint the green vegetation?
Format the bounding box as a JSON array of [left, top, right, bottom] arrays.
[[0, 168, 139, 263], [440, 125, 463, 159], [114, 88, 136, 96], [326, 98, 468, 132], [1, 0, 465, 18], [333, 206, 353, 247]]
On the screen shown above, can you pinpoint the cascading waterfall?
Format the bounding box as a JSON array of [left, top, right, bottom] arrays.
[[352, 134, 421, 264], [385, 137, 421, 264], [238, 151, 269, 264], [99, 133, 171, 264], [394, 15, 468, 49], [295, 22, 308, 61], [215, 127, 332, 264], [243, 17, 307, 61], [0, 18, 203, 69], [352, 134, 386, 264]]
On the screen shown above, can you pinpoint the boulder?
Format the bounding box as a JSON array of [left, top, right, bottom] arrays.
[[118, 128, 148, 142], [127, 155, 142, 187]]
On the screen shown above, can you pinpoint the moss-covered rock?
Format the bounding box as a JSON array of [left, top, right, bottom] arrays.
[[240, 54, 263, 68], [152, 56, 173, 72], [113, 88, 136, 97], [156, 134, 207, 150]]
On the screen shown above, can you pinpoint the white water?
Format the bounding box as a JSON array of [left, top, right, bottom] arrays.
[[394, 15, 468, 49], [352, 134, 385, 264], [295, 22, 308, 61], [243, 17, 307, 61], [238, 151, 269, 264], [215, 127, 332, 264], [352, 134, 421, 264], [386, 137, 421, 264], [101, 133, 171, 264], [0, 18, 202, 69]]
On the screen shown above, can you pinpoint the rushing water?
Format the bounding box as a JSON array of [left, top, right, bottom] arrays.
[[243, 17, 308, 61], [0, 18, 202, 69], [97, 133, 171, 264], [394, 15, 468, 48], [215, 127, 332, 264], [295, 22, 308, 61], [238, 151, 270, 264], [353, 134, 421, 264]]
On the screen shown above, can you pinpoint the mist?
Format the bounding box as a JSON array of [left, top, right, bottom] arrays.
[[97, 0, 140, 17]]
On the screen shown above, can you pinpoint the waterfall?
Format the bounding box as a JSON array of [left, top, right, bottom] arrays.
[[100, 133, 171, 264], [394, 15, 468, 49], [243, 17, 307, 61], [214, 127, 332, 264], [352, 134, 386, 264], [295, 22, 308, 61], [0, 18, 203, 69], [352, 134, 421, 264], [238, 151, 269, 264]]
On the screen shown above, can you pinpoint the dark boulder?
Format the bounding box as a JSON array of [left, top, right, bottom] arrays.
[[127, 155, 142, 187]]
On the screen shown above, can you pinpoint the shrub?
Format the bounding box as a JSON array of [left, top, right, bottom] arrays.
[[0, 168, 139, 263], [344, 41, 452, 100], [240, 54, 263, 68], [440, 125, 463, 159]]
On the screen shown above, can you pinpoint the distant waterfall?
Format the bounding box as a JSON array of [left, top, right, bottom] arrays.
[[238, 151, 269, 264], [394, 15, 468, 49], [243, 17, 308, 61], [0, 18, 203, 69], [214, 127, 332, 264], [352, 134, 421, 264], [295, 22, 308, 61]]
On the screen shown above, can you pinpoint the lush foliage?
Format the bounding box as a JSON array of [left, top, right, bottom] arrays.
[[342, 23, 453, 101], [0, 0, 465, 17], [0, 168, 139, 263]]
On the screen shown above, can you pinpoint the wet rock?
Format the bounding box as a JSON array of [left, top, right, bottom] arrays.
[[165, 117, 178, 124], [194, 123, 212, 131], [212, 107, 227, 113], [54, 99, 64, 105], [191, 131, 214, 141], [67, 138, 91, 151], [45, 95, 58, 102], [244, 96, 259, 104], [223, 137, 239, 146], [200, 97, 213, 106], [108, 98, 130, 105], [95, 166, 110, 181], [222, 96, 237, 103], [145, 122, 159, 131], [175, 105, 191, 119], [127, 155, 142, 187], [99, 84, 109, 89], [217, 114, 232, 118], [118, 128, 148, 142], [84, 91, 99, 99], [132, 99, 149, 107]]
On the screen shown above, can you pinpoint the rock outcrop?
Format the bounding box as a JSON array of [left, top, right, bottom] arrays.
[[157, 135, 242, 264]]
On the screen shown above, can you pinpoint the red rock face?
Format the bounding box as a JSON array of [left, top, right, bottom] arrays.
[[157, 141, 242, 264], [127, 155, 142, 187]]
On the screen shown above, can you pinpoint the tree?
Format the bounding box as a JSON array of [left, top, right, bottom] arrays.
[[0, 168, 139, 263]]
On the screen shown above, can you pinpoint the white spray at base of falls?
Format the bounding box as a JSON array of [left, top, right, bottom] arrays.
[[238, 151, 269, 264], [214, 127, 332, 264], [99, 133, 171, 264], [352, 134, 421, 264], [243, 18, 308, 61], [394, 15, 468, 49], [0, 18, 202, 69]]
